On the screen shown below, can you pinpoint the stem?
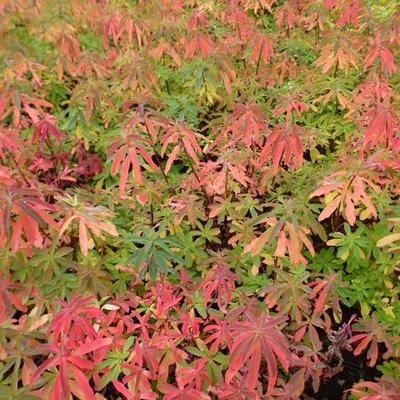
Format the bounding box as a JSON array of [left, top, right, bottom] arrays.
[[135, 29, 140, 50], [155, 145, 170, 185], [333, 59, 339, 78], [224, 164, 229, 200], [237, 27, 247, 69], [88, 228, 103, 255], [248, 144, 257, 179], [256, 49, 262, 75], [271, 174, 276, 189], [179, 139, 211, 204], [45, 136, 58, 174], [150, 201, 155, 227], [58, 0, 64, 20], [189, 159, 203, 186], [6, 149, 31, 186], [143, 120, 170, 186]]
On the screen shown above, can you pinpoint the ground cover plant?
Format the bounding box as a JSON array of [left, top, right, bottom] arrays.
[[0, 0, 400, 398]]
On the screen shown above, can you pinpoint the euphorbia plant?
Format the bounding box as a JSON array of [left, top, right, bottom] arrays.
[[0, 0, 399, 399]]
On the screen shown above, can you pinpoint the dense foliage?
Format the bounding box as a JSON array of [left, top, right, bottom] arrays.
[[1, 0, 400, 399]]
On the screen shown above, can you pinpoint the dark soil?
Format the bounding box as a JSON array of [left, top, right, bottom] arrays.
[[303, 304, 382, 400], [304, 350, 380, 400]]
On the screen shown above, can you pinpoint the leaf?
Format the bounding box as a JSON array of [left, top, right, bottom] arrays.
[[79, 219, 89, 256], [250, 34, 274, 65], [226, 312, 291, 391], [201, 261, 237, 311], [71, 364, 96, 400], [318, 196, 341, 222], [112, 380, 135, 400], [58, 197, 118, 257], [377, 233, 400, 247], [73, 338, 113, 356], [165, 145, 180, 174], [0, 187, 57, 252], [242, 229, 272, 256], [259, 124, 304, 176]]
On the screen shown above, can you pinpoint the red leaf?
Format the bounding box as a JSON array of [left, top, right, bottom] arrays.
[[226, 312, 291, 391], [318, 196, 341, 222], [165, 145, 180, 174], [112, 380, 135, 400], [79, 219, 89, 256], [73, 338, 113, 356], [71, 364, 96, 400]]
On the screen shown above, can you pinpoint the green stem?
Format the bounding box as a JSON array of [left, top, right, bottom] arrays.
[[333, 60, 339, 78]]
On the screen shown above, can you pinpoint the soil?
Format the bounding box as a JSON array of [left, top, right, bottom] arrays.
[[303, 304, 382, 399], [304, 351, 380, 400]]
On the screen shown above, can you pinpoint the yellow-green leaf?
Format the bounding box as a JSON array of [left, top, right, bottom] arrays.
[[377, 233, 400, 247]]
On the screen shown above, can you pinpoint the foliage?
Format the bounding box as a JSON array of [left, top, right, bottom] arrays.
[[0, 0, 400, 399]]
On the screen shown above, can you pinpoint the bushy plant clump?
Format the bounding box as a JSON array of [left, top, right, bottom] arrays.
[[0, 0, 400, 399]]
